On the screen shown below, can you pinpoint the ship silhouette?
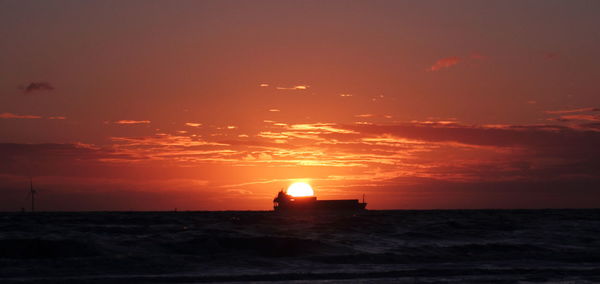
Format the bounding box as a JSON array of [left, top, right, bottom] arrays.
[[273, 190, 367, 212]]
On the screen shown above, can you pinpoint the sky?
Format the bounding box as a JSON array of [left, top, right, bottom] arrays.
[[1, 0, 600, 210]]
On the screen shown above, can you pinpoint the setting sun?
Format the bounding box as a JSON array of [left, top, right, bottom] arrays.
[[287, 182, 314, 197]]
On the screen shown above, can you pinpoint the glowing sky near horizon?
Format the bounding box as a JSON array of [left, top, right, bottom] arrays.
[[1, 0, 600, 210]]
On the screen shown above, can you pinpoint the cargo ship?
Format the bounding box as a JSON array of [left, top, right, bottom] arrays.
[[273, 190, 367, 212]]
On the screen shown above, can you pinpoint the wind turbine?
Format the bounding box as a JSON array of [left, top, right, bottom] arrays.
[[26, 178, 37, 212]]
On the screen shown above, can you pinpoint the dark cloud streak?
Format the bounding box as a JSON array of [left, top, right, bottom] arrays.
[[20, 82, 55, 93]]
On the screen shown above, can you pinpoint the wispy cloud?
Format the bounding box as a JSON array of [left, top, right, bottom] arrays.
[[545, 107, 600, 124], [48, 116, 66, 120], [276, 85, 308, 90], [429, 56, 461, 71], [185, 122, 202, 127], [2, 118, 600, 210], [268, 109, 280, 112], [114, 120, 151, 125], [429, 53, 487, 71], [555, 114, 600, 122], [0, 112, 42, 119], [545, 107, 599, 114], [20, 82, 54, 93], [111, 121, 600, 187]]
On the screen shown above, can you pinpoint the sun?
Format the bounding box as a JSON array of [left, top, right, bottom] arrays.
[[287, 182, 314, 197]]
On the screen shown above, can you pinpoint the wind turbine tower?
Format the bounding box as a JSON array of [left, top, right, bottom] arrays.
[[29, 178, 36, 212]]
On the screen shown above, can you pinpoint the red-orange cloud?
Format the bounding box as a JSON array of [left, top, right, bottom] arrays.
[[557, 115, 600, 122], [0, 112, 42, 119], [545, 107, 599, 114], [429, 56, 461, 71], [114, 120, 151, 125], [2, 120, 600, 210]]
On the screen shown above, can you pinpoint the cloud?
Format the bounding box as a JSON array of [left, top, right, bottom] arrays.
[[340, 94, 353, 97], [581, 122, 600, 130], [0, 112, 42, 119], [545, 107, 600, 124], [0, 143, 112, 177], [185, 122, 202, 127], [341, 123, 600, 151], [288, 123, 358, 134], [259, 83, 269, 87], [48, 116, 66, 120], [371, 94, 385, 102], [111, 133, 225, 148], [545, 107, 599, 114], [20, 82, 54, 93], [275, 85, 308, 90], [0, 142, 101, 159], [114, 120, 151, 125], [268, 109, 280, 112], [429, 56, 461, 71], [2, 120, 600, 210], [429, 53, 488, 71], [555, 114, 600, 122]]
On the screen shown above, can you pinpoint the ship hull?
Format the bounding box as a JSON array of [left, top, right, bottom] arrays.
[[274, 200, 367, 212], [273, 191, 367, 212]]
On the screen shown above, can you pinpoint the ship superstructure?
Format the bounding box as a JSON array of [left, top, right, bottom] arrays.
[[273, 190, 367, 212]]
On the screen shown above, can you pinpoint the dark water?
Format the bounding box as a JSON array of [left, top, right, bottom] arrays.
[[0, 210, 599, 283]]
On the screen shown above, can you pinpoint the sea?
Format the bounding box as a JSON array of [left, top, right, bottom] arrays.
[[0, 209, 599, 283]]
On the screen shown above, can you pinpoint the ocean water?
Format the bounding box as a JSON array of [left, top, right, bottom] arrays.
[[0, 210, 599, 283]]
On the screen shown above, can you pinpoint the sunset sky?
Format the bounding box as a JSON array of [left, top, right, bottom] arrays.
[[1, 0, 600, 210]]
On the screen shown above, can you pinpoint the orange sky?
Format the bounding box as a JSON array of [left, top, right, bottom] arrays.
[[1, 1, 600, 210]]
